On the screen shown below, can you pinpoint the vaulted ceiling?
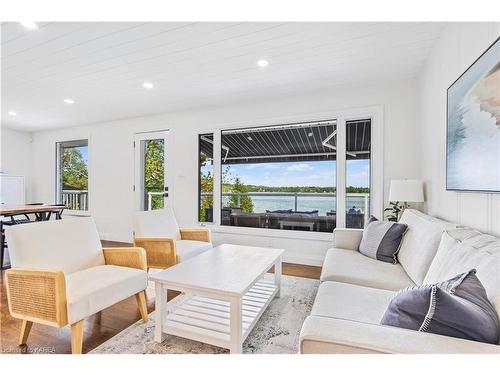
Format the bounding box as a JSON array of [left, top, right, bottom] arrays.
[[1, 22, 444, 131]]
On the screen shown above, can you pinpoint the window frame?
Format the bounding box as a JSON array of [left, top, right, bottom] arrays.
[[55, 138, 91, 216], [198, 132, 215, 223], [196, 105, 383, 233]]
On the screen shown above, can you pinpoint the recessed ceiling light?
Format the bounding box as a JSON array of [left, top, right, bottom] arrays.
[[308, 132, 313, 137], [8, 111, 17, 116], [142, 82, 154, 89], [20, 21, 38, 30], [257, 59, 269, 68], [63, 98, 75, 104]]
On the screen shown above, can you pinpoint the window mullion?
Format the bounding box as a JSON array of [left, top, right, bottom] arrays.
[[213, 130, 222, 226], [336, 117, 346, 228]]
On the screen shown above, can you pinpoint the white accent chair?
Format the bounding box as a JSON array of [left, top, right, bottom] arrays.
[[133, 207, 212, 269], [5, 217, 148, 354]]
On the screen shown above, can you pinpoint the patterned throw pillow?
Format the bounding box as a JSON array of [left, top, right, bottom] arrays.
[[358, 216, 408, 264], [380, 270, 500, 344]]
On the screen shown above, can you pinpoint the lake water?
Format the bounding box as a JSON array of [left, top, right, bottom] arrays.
[[222, 195, 369, 215]]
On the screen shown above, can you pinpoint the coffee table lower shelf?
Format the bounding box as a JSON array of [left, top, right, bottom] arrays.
[[159, 277, 278, 352]]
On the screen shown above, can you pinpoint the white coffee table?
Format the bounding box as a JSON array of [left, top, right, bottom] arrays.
[[149, 243, 284, 354]]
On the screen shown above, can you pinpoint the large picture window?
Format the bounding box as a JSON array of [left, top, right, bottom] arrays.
[[220, 120, 337, 232], [56, 139, 89, 211]]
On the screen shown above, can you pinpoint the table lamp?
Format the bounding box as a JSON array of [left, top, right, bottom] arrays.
[[388, 179, 424, 219]]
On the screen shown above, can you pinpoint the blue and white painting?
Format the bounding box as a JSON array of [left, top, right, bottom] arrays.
[[447, 37, 500, 192]]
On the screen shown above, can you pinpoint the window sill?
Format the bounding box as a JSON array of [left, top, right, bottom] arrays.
[[209, 224, 334, 242]]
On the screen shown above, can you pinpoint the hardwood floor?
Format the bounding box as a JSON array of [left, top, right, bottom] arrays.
[[0, 240, 321, 354]]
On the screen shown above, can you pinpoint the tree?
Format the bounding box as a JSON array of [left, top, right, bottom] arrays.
[[144, 139, 164, 210], [62, 147, 88, 190], [199, 170, 213, 222], [229, 177, 254, 213]]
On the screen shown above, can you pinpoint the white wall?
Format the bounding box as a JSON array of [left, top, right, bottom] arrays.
[[417, 23, 500, 237], [30, 79, 419, 265], [0, 127, 33, 202]]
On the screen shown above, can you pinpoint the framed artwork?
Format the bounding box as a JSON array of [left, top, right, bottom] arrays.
[[446, 36, 500, 192]]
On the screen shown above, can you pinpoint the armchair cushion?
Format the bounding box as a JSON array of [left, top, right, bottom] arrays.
[[176, 240, 212, 262], [133, 207, 181, 240], [65, 265, 147, 324], [321, 248, 414, 291], [5, 217, 104, 274]]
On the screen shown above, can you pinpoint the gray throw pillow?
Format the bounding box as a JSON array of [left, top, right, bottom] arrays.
[[380, 269, 500, 344], [358, 216, 408, 264]]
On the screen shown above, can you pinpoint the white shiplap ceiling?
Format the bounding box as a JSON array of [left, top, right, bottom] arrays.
[[1, 22, 444, 131]]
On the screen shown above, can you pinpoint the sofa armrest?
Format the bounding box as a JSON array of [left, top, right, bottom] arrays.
[[6, 269, 68, 327], [103, 247, 147, 271], [333, 228, 363, 251], [133, 237, 177, 268], [299, 316, 500, 354], [180, 228, 211, 242]]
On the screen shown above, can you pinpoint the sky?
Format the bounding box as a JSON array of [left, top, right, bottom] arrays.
[[202, 159, 370, 188], [77, 146, 89, 164]]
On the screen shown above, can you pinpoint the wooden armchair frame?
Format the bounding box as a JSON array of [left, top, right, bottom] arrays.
[[6, 247, 148, 354], [134, 227, 210, 269]]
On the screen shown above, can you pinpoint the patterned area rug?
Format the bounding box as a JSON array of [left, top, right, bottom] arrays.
[[90, 275, 319, 354]]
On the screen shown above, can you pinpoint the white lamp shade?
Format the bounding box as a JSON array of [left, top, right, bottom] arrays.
[[388, 179, 424, 203]]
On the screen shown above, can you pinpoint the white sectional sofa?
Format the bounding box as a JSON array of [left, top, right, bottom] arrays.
[[299, 209, 500, 354]]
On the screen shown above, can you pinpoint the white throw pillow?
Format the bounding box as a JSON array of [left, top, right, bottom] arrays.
[[424, 228, 500, 318], [397, 209, 455, 285]]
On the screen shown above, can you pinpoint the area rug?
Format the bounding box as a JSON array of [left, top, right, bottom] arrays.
[[90, 275, 319, 354]]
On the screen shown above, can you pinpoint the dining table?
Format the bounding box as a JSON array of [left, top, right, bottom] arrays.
[[1, 204, 66, 221], [1, 204, 66, 269]]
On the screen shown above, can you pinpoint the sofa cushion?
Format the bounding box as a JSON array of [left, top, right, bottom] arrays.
[[66, 265, 147, 324], [397, 209, 456, 285], [176, 240, 212, 262], [424, 229, 500, 318], [299, 315, 500, 354], [320, 248, 415, 291], [5, 217, 105, 274], [312, 281, 394, 324], [359, 216, 408, 264], [381, 270, 500, 344]]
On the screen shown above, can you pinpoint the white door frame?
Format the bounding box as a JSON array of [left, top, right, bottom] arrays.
[[133, 130, 171, 211]]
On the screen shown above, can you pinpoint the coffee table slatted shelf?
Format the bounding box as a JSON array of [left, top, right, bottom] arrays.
[[163, 278, 277, 349]]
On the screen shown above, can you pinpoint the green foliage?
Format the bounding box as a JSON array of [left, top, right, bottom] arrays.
[[199, 170, 213, 222], [144, 139, 164, 210], [228, 177, 254, 213], [346, 186, 370, 194], [61, 147, 88, 190]]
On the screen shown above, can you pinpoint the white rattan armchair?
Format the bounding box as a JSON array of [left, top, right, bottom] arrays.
[[5, 217, 149, 354], [133, 207, 212, 269]]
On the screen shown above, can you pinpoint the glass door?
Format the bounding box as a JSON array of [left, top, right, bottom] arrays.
[[134, 131, 170, 211]]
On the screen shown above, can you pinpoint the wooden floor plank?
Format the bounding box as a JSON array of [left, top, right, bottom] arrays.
[[0, 240, 321, 354]]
